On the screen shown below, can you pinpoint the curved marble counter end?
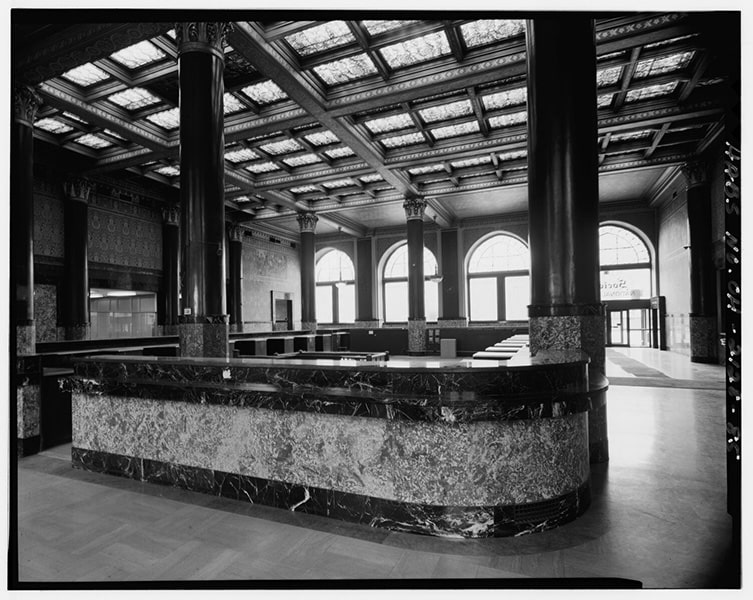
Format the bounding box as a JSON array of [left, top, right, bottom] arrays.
[[68, 351, 598, 538]]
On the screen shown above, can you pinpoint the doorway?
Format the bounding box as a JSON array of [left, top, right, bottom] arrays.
[[606, 302, 652, 348]]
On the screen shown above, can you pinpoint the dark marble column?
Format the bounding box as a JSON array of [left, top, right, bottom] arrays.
[[227, 224, 244, 333], [438, 228, 466, 327], [355, 237, 379, 328], [525, 17, 607, 463], [297, 212, 318, 332], [683, 161, 718, 363], [404, 197, 427, 354], [175, 22, 232, 358], [160, 204, 180, 336], [12, 86, 42, 355], [62, 177, 93, 341]]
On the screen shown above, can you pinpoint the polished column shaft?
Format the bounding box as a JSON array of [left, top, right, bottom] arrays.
[[227, 224, 243, 332], [439, 228, 463, 325], [62, 178, 93, 341], [297, 212, 317, 332], [160, 205, 180, 335], [176, 22, 231, 357], [404, 197, 427, 354], [12, 86, 41, 354], [355, 237, 378, 327]]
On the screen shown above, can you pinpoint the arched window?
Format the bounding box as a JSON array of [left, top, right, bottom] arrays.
[[599, 225, 652, 301], [315, 249, 355, 324], [382, 245, 439, 322], [467, 234, 530, 321]]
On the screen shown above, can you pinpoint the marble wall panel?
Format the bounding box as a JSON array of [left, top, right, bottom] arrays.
[[242, 238, 300, 325], [73, 393, 589, 507], [88, 206, 162, 271], [33, 193, 64, 259], [17, 384, 41, 438], [34, 284, 58, 342]]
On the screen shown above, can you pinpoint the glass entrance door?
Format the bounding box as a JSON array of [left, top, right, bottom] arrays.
[[607, 307, 652, 347], [608, 309, 628, 346]]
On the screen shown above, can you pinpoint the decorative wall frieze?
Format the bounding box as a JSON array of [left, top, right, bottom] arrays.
[[13, 85, 43, 126], [596, 13, 685, 42], [296, 211, 319, 234], [175, 22, 233, 58], [63, 177, 93, 204], [403, 197, 427, 221]]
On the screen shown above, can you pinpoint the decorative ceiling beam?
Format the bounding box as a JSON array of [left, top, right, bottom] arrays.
[[678, 51, 710, 102], [644, 123, 670, 158]]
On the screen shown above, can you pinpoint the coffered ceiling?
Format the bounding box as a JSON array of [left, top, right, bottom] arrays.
[[13, 12, 737, 240]]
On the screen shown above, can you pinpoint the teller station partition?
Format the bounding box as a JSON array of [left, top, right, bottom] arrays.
[[66, 349, 607, 538]]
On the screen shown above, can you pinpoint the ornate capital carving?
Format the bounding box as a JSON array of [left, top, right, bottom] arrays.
[[174, 22, 233, 58], [403, 197, 427, 221], [297, 211, 318, 234], [162, 204, 180, 226], [682, 161, 707, 188], [13, 85, 42, 126], [228, 224, 244, 242], [63, 177, 93, 204]]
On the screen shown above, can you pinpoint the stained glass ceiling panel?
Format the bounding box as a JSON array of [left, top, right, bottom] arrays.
[[451, 155, 491, 169], [497, 150, 527, 161], [291, 184, 320, 194], [241, 80, 288, 105], [625, 81, 678, 102], [380, 132, 425, 148], [305, 130, 339, 146], [362, 20, 420, 36], [418, 100, 473, 123], [34, 118, 74, 134], [325, 146, 356, 159], [285, 21, 355, 56], [408, 164, 445, 175], [260, 139, 303, 155], [313, 54, 379, 85], [643, 34, 697, 49], [610, 129, 653, 142], [155, 165, 180, 177], [245, 161, 281, 174], [74, 134, 113, 149], [109, 40, 167, 69], [481, 87, 527, 110], [460, 20, 526, 48], [223, 93, 246, 115], [225, 148, 259, 163], [364, 113, 414, 134], [488, 111, 527, 128], [108, 87, 161, 111], [597, 65, 623, 87], [60, 62, 110, 86], [359, 174, 384, 183], [431, 121, 480, 140], [634, 51, 695, 78], [145, 107, 180, 130], [597, 93, 613, 108], [282, 153, 323, 167], [379, 31, 451, 69], [322, 178, 355, 189]]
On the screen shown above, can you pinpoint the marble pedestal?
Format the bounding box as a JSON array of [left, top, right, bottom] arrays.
[[408, 318, 427, 354], [689, 315, 718, 363], [179, 321, 229, 358]]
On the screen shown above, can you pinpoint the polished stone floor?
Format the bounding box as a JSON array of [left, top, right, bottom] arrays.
[[12, 347, 738, 588]]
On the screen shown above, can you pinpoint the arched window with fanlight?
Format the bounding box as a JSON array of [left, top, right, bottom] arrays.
[[315, 249, 355, 324], [382, 244, 439, 323], [467, 233, 530, 321]]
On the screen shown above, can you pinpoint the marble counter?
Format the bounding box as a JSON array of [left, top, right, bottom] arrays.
[[68, 351, 595, 538]]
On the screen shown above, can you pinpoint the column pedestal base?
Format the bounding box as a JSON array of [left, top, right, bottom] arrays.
[[179, 320, 229, 358], [408, 318, 427, 355], [301, 321, 317, 333], [689, 315, 718, 363], [65, 324, 90, 341], [352, 320, 380, 329]]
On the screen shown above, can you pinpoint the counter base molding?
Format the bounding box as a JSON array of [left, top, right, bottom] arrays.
[[71, 446, 590, 538]]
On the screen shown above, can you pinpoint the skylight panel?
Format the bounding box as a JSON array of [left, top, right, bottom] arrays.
[[313, 54, 379, 85], [322, 178, 355, 189], [408, 164, 445, 175], [488, 111, 527, 128], [145, 107, 180, 130], [610, 129, 653, 142], [597, 93, 613, 108], [362, 20, 420, 37], [260, 139, 303, 155], [73, 134, 113, 149], [481, 88, 527, 110], [381, 132, 425, 149], [233, 195, 251, 203], [359, 174, 384, 183], [460, 19, 526, 48], [325, 146, 356, 159], [634, 51, 695, 79], [451, 156, 491, 169], [597, 66, 623, 87], [285, 21, 355, 56], [431, 121, 480, 140], [497, 150, 527, 161], [225, 148, 259, 163], [418, 100, 473, 123], [291, 184, 320, 194], [108, 87, 161, 111], [241, 81, 288, 105], [304, 130, 339, 146], [245, 161, 281, 174], [364, 113, 414, 134], [109, 40, 167, 69], [282, 153, 323, 167], [155, 165, 180, 177], [380, 31, 451, 69], [34, 118, 74, 134], [224, 93, 246, 115], [60, 63, 110, 86], [625, 81, 678, 103]]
